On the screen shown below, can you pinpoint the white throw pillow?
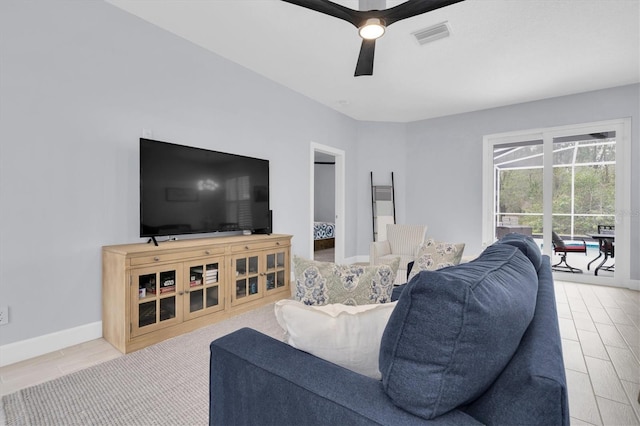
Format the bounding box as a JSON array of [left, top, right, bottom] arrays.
[[274, 299, 398, 379]]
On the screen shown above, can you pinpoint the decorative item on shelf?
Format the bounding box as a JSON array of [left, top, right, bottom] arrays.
[[236, 283, 246, 297]]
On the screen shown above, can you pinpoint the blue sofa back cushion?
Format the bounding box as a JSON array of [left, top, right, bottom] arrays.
[[497, 233, 542, 271], [379, 244, 538, 420], [464, 255, 570, 425]]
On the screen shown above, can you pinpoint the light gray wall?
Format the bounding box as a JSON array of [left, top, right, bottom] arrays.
[[404, 84, 640, 279], [314, 164, 335, 223], [0, 0, 361, 345], [354, 121, 408, 253], [1, 0, 637, 348]]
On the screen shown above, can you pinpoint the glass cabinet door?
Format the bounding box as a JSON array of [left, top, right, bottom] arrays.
[[265, 250, 288, 293], [232, 254, 262, 305], [131, 264, 182, 337], [183, 259, 224, 320]]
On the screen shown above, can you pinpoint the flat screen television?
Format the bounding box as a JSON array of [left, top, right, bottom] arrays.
[[140, 138, 270, 239]]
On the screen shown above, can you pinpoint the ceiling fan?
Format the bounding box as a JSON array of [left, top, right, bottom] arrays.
[[281, 0, 465, 76]]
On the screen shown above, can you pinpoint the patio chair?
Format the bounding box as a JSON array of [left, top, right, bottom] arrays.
[[552, 231, 587, 273]]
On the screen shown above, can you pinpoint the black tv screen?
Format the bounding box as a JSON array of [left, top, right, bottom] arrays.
[[140, 139, 270, 238]]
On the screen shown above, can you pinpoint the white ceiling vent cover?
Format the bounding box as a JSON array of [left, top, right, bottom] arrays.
[[412, 22, 450, 45]]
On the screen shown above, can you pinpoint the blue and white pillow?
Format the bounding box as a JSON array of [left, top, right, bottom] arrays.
[[293, 256, 399, 306], [407, 238, 465, 281]]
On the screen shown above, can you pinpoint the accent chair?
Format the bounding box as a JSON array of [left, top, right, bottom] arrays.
[[370, 223, 427, 284]]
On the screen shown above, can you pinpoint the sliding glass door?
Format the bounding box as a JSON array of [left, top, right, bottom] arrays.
[[551, 132, 616, 239], [492, 139, 543, 241], [483, 119, 630, 285]]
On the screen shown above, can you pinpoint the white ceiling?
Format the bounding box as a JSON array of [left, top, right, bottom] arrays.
[[106, 0, 639, 123]]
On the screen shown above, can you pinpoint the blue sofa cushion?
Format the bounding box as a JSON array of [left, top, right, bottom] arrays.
[[379, 244, 538, 420], [464, 256, 570, 425], [497, 233, 542, 271]]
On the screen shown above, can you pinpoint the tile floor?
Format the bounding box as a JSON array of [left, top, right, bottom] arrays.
[[0, 337, 122, 397], [556, 281, 640, 425], [1, 281, 638, 425]]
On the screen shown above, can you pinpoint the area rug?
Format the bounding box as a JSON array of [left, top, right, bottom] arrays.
[[2, 303, 285, 425]]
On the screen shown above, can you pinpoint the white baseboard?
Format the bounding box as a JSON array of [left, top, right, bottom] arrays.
[[349, 255, 369, 264], [0, 321, 102, 367]]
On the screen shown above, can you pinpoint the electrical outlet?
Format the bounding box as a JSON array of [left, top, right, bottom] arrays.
[[0, 306, 8, 325]]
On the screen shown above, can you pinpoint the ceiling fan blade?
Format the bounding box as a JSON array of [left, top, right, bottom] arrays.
[[381, 0, 465, 26], [354, 39, 376, 77], [281, 0, 361, 27]]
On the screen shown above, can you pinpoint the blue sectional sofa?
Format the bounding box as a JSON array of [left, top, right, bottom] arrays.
[[209, 234, 569, 425]]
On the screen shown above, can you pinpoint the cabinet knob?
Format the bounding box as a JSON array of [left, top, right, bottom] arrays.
[[205, 250, 211, 255], [153, 256, 160, 262], [178, 291, 184, 295], [276, 242, 280, 246], [245, 246, 249, 250]]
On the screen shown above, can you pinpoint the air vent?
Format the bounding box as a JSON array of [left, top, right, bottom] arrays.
[[412, 22, 450, 46]]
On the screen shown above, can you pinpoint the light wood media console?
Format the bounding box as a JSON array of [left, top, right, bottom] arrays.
[[102, 234, 292, 353]]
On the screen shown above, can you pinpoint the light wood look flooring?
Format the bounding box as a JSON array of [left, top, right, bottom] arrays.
[[1, 281, 638, 425], [555, 281, 640, 425], [0, 338, 122, 397], [313, 247, 335, 262]]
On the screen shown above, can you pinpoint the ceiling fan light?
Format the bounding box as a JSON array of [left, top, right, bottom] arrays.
[[359, 18, 385, 40]]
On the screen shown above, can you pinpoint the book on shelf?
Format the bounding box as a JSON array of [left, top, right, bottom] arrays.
[[205, 270, 218, 284]]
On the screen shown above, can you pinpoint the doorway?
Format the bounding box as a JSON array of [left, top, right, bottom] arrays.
[[310, 143, 345, 263]]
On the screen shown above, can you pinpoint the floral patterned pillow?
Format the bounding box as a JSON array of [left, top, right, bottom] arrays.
[[293, 256, 399, 306], [407, 239, 465, 282]]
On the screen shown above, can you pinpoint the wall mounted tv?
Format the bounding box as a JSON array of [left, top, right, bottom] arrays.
[[140, 138, 270, 241]]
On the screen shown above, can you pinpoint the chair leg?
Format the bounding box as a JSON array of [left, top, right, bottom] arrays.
[[587, 252, 603, 271], [595, 254, 615, 276], [552, 253, 583, 273]]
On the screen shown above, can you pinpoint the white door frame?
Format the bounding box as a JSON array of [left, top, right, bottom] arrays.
[[482, 118, 633, 289], [310, 142, 346, 263]]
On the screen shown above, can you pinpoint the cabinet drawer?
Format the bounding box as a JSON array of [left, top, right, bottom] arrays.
[[231, 240, 288, 252], [131, 247, 225, 266]]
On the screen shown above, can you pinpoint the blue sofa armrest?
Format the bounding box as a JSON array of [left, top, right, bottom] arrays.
[[210, 327, 482, 426], [464, 256, 570, 425]]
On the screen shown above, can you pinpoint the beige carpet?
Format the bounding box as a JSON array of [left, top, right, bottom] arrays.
[[2, 303, 284, 426]]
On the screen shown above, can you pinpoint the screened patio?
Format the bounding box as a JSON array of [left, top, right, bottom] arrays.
[[493, 132, 616, 274]]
